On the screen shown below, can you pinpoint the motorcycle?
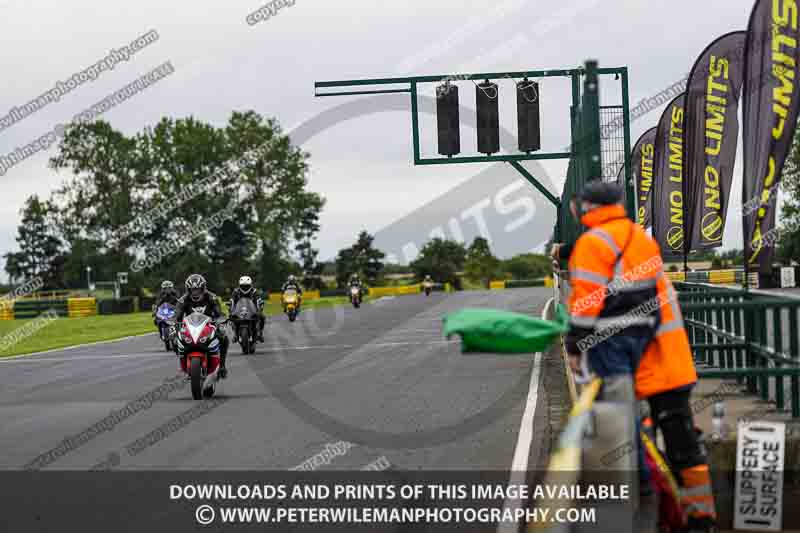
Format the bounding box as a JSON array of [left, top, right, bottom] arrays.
[[177, 312, 226, 400], [155, 302, 177, 351], [230, 296, 259, 355], [423, 280, 434, 296], [349, 285, 362, 308], [282, 288, 300, 322]]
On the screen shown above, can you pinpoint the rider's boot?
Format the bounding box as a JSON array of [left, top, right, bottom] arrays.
[[218, 337, 229, 379]]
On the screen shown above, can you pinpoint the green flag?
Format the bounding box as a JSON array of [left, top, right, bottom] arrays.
[[443, 304, 568, 354]]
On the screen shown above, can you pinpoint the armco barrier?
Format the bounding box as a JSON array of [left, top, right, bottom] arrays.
[[319, 288, 347, 298], [665, 271, 685, 282], [708, 269, 736, 284], [489, 278, 550, 289], [67, 298, 97, 318], [666, 269, 756, 286], [0, 301, 13, 320], [139, 297, 156, 312], [268, 290, 322, 304], [13, 299, 68, 319], [97, 298, 135, 315]]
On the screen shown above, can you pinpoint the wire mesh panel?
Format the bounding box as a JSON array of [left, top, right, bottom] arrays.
[[599, 105, 626, 182], [556, 62, 603, 251]]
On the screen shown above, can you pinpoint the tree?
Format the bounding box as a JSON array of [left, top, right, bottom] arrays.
[[209, 217, 255, 292], [44, 111, 322, 291], [410, 238, 467, 288], [259, 241, 298, 292], [779, 129, 800, 264], [502, 253, 551, 280], [293, 192, 325, 289], [464, 237, 500, 288], [3, 195, 62, 286], [335, 231, 386, 287], [719, 249, 743, 266]]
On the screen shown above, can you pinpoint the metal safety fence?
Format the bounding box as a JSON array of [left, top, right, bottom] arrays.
[[676, 281, 800, 418]]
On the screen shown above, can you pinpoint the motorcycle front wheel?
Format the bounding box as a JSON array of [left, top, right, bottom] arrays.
[[190, 358, 203, 400], [240, 325, 251, 355]]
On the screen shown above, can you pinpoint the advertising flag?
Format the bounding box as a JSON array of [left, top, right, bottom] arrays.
[[683, 31, 747, 252], [652, 94, 687, 257], [743, 0, 800, 273], [632, 127, 658, 228]]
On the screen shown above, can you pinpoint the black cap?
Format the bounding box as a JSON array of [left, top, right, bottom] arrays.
[[576, 180, 622, 205]]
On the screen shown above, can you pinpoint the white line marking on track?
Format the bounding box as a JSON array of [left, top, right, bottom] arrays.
[[0, 353, 168, 363], [0, 332, 157, 361], [497, 296, 552, 533]]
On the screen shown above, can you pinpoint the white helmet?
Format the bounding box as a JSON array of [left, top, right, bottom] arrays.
[[239, 275, 253, 294]]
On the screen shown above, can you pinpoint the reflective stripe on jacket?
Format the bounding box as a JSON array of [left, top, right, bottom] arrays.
[[635, 274, 698, 398], [565, 204, 661, 354]]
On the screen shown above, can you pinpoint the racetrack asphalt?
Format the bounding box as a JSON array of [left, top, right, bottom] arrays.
[[0, 288, 555, 473]]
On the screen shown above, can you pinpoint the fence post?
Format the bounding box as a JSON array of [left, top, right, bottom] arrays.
[[790, 308, 799, 418]]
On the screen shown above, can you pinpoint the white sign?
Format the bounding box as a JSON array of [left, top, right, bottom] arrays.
[[734, 421, 785, 531], [780, 267, 796, 288]]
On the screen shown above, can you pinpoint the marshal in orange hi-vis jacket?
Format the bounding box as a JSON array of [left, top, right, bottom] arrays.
[[565, 202, 697, 398], [565, 181, 714, 528]]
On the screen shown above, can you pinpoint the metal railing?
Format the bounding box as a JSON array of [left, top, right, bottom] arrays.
[[676, 282, 800, 418]]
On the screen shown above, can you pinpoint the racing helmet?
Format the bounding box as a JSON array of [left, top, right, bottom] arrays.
[[161, 280, 174, 289], [239, 275, 253, 295], [185, 274, 207, 303]]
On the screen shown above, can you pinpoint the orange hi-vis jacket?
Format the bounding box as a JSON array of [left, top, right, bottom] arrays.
[[566, 204, 697, 399]]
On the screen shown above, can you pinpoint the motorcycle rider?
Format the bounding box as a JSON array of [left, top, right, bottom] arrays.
[[174, 274, 230, 378], [281, 274, 303, 310], [229, 275, 266, 342], [348, 273, 363, 291], [152, 280, 179, 326], [281, 274, 303, 295]]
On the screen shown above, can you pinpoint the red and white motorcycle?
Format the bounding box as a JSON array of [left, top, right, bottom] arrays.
[[176, 312, 227, 400]]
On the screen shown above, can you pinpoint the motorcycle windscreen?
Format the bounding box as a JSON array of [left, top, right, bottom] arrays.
[[283, 289, 298, 302], [156, 304, 175, 320], [233, 298, 258, 318], [184, 313, 210, 344]]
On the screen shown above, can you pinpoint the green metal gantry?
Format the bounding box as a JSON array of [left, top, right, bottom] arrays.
[[314, 61, 634, 244]]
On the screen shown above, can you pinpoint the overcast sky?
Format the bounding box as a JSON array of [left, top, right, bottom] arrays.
[[0, 0, 760, 278]]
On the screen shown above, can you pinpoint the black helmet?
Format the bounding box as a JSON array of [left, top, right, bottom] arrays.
[[185, 274, 207, 303], [577, 180, 622, 206]]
